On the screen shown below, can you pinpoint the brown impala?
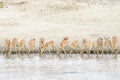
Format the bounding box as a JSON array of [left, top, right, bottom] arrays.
[[18, 39, 26, 57], [39, 38, 45, 56], [11, 38, 19, 54], [81, 38, 88, 58], [28, 39, 36, 56], [4, 39, 11, 57], [57, 37, 69, 56], [69, 39, 79, 56], [112, 36, 118, 57], [96, 37, 104, 57]]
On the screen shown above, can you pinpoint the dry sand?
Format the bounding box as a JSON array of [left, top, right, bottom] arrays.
[[0, 0, 120, 42]]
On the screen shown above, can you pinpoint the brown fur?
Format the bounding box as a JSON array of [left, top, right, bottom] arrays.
[[70, 40, 79, 54], [45, 41, 54, 53], [57, 37, 69, 55], [96, 37, 104, 57], [80, 38, 88, 57], [97, 38, 103, 49], [112, 36, 118, 50], [18, 39, 25, 56], [28, 39, 36, 55], [112, 36, 118, 57], [11, 38, 18, 52], [81, 39, 87, 50], [104, 37, 112, 53], [4, 39, 11, 57], [89, 41, 94, 50], [39, 38, 45, 49], [88, 41, 95, 58], [39, 38, 45, 56]]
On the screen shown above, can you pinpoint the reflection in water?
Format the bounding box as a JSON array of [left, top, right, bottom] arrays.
[[0, 54, 120, 80]]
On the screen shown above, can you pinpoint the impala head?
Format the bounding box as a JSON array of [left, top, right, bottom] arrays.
[[40, 37, 45, 41], [40, 38, 45, 43], [112, 36, 118, 40], [33, 38, 35, 41], [64, 36, 69, 40], [97, 37, 103, 41], [82, 38, 87, 43], [5, 39, 11, 47]]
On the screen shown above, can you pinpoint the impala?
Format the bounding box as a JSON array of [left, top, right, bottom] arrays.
[[57, 37, 69, 56], [4, 39, 11, 57], [18, 39, 26, 57], [80, 38, 88, 58], [28, 39, 36, 56], [112, 36, 118, 57]]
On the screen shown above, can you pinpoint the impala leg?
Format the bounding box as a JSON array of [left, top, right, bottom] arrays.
[[115, 49, 118, 58], [56, 50, 59, 55], [105, 48, 107, 54], [96, 48, 99, 58], [40, 50, 43, 57], [31, 48, 33, 57], [79, 49, 81, 56], [75, 48, 77, 56], [56, 51, 60, 57], [113, 49, 115, 57], [39, 48, 41, 57], [56, 47, 61, 58], [112, 48, 114, 55], [69, 47, 72, 57], [27, 48, 31, 57], [9, 48, 11, 57], [88, 49, 90, 58], [15, 47, 18, 55], [52, 46, 55, 57], [102, 49, 104, 56], [5, 49, 8, 58], [56, 47, 60, 55], [5, 48, 7, 56], [96, 49, 99, 58], [6, 48, 11, 58], [48, 48, 51, 57], [74, 49, 77, 56], [32, 48, 34, 56], [76, 47, 79, 56], [75, 45, 78, 55], [10, 48, 13, 55], [33, 47, 35, 56], [108, 49, 109, 54], [16, 47, 19, 55], [33, 48, 35, 56], [93, 48, 96, 55], [40, 48, 44, 57], [21, 48, 24, 57], [81, 49, 83, 58], [6, 49, 9, 58], [18, 48, 21, 58], [93, 50, 96, 55], [63, 48, 67, 57], [6, 48, 9, 57], [5, 48, 7, 57]]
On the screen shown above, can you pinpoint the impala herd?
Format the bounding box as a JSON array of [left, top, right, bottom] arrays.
[[3, 36, 119, 58]]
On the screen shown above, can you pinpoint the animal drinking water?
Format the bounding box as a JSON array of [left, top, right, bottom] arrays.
[[1, 36, 119, 58]]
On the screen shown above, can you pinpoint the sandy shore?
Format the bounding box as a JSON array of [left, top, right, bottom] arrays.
[[0, 0, 120, 45]]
